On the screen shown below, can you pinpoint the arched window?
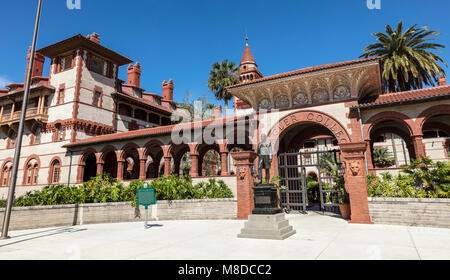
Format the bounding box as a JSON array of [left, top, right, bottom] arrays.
[[1, 165, 11, 187], [50, 160, 61, 184], [24, 161, 39, 186]]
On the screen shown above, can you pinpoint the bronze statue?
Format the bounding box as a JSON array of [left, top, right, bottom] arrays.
[[257, 133, 273, 184]]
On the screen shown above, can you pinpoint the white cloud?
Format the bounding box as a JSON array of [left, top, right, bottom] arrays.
[[0, 76, 11, 89]]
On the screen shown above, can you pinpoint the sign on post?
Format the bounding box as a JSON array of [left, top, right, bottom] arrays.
[[137, 183, 156, 228]]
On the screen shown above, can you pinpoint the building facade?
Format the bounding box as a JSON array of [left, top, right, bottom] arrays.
[[1, 33, 449, 224]]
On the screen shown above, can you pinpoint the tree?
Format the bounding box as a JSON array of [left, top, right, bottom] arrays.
[[173, 91, 216, 123], [207, 60, 240, 118], [361, 21, 447, 92]]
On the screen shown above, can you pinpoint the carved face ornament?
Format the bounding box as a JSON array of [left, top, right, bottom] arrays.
[[349, 161, 360, 176]]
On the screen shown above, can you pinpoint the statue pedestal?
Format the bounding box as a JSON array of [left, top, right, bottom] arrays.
[[237, 213, 296, 240], [237, 184, 296, 240], [252, 184, 282, 215]]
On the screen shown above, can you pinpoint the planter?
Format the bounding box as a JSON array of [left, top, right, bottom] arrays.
[[339, 203, 351, 220]]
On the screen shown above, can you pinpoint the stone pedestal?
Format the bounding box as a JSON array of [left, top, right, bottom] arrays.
[[252, 184, 282, 215], [237, 213, 296, 240]]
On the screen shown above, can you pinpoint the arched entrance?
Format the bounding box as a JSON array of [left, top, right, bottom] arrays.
[[266, 110, 372, 224], [267, 111, 351, 213]]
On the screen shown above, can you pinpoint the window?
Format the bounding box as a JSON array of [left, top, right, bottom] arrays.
[[51, 160, 61, 184], [90, 56, 104, 75], [93, 91, 102, 107], [26, 165, 33, 184], [2, 166, 11, 187], [58, 89, 65, 105], [60, 55, 73, 72], [8, 131, 17, 149], [33, 165, 38, 184], [33, 127, 42, 145], [54, 125, 64, 142]]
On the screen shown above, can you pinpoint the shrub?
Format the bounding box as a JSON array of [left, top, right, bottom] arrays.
[[367, 158, 450, 198], [5, 174, 234, 208]]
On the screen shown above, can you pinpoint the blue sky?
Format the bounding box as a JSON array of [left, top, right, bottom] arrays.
[[0, 0, 449, 107]]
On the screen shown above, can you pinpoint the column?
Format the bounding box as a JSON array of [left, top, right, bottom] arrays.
[[220, 152, 229, 176], [412, 135, 426, 159], [139, 159, 146, 180], [190, 154, 199, 178], [340, 142, 373, 224], [231, 151, 257, 220], [117, 160, 125, 181], [365, 140, 374, 170], [96, 162, 104, 176], [164, 157, 171, 176]]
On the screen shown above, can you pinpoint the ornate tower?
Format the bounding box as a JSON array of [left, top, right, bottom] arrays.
[[239, 37, 262, 83]]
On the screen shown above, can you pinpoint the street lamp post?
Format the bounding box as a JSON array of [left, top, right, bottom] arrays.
[[1, 0, 43, 239]]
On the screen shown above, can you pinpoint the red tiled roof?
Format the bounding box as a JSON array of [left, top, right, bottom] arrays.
[[353, 85, 450, 109], [228, 56, 381, 89], [241, 45, 256, 65], [64, 115, 250, 148]]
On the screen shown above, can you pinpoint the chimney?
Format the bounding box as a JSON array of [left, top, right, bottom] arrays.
[[438, 73, 447, 86], [86, 33, 100, 44], [25, 47, 45, 82], [162, 79, 174, 101], [127, 62, 141, 88]]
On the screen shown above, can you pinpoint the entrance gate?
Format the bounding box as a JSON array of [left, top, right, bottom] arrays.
[[277, 148, 343, 214]]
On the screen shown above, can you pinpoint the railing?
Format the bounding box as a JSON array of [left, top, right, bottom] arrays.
[[0, 107, 48, 124]]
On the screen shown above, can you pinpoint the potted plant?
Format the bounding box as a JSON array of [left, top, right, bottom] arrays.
[[337, 184, 351, 220], [321, 158, 351, 220]]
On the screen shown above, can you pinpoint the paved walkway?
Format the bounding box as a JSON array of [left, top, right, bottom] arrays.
[[0, 213, 449, 260]]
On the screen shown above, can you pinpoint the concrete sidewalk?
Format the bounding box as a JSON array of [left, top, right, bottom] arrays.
[[0, 212, 449, 260]]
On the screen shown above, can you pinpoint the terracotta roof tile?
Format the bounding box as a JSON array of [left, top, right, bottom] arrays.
[[354, 85, 450, 109], [64, 115, 250, 148]]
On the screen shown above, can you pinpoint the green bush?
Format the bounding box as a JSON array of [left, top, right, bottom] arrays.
[[367, 158, 450, 198], [5, 174, 233, 208]]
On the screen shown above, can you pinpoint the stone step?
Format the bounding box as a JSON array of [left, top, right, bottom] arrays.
[[238, 226, 296, 240], [244, 219, 290, 230]]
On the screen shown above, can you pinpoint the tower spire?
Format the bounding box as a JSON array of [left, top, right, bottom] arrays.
[[239, 36, 262, 82]]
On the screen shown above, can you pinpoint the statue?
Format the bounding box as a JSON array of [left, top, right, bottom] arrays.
[[257, 133, 273, 184]]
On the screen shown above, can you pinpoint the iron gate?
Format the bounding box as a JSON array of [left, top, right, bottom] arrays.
[[277, 148, 343, 214]]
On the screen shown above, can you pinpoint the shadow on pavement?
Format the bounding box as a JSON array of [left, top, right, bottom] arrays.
[[0, 227, 87, 248]]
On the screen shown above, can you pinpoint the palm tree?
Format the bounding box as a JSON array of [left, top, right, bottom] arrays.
[[360, 21, 447, 92], [372, 147, 395, 168], [207, 60, 240, 118]]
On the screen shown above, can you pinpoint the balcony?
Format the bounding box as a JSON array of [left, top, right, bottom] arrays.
[[0, 107, 49, 127]]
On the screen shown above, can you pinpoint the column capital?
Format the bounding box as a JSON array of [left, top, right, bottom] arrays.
[[230, 151, 257, 166], [340, 142, 367, 159]]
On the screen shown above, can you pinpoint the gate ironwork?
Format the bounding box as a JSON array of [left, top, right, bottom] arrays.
[[278, 147, 343, 214]]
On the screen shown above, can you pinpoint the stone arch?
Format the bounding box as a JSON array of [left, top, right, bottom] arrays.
[[267, 110, 351, 149], [364, 111, 418, 140], [78, 148, 97, 183], [417, 104, 450, 133], [100, 145, 118, 178]]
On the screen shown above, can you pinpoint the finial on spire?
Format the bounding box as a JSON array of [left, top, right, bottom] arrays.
[[245, 28, 249, 46]]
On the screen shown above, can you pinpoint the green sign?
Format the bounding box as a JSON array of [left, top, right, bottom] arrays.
[[137, 184, 156, 209]]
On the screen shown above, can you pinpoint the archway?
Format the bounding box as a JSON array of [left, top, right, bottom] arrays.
[[83, 153, 97, 182], [267, 111, 350, 213], [102, 148, 118, 178]]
